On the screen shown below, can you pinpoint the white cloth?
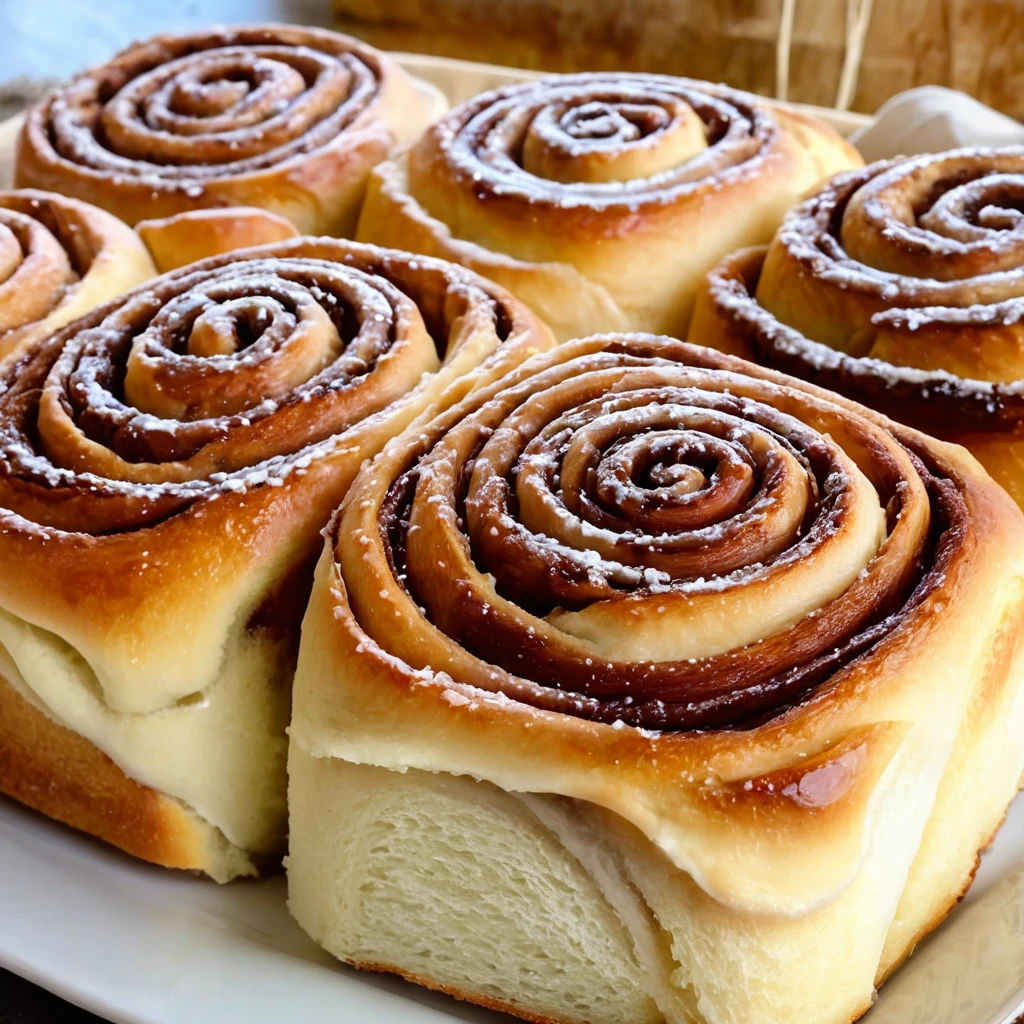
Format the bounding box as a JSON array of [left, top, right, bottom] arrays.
[[851, 85, 1024, 161]]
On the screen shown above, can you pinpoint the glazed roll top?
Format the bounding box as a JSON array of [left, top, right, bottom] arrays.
[[691, 147, 1024, 506], [348, 351, 886, 729], [0, 189, 154, 358], [290, 333, 1024, 1023], [296, 330, 1022, 885], [15, 25, 445, 234], [357, 73, 861, 340], [0, 236, 551, 879]]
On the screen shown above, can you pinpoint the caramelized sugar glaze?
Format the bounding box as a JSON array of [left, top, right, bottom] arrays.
[[0, 241, 542, 529], [299, 331, 1024, 987]]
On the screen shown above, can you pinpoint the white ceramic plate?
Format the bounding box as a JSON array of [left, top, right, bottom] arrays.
[[0, 796, 509, 1023], [3, 791, 1024, 1024]]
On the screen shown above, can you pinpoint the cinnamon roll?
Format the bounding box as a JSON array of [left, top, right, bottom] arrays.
[[691, 147, 1024, 509], [15, 25, 445, 236], [356, 73, 861, 341], [288, 334, 1024, 1024], [0, 237, 551, 880], [0, 189, 154, 358]]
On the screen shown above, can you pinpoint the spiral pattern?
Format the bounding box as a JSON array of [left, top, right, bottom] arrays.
[[357, 72, 860, 340], [0, 237, 549, 875], [334, 334, 967, 730], [15, 25, 444, 234], [691, 149, 1024, 473], [0, 190, 154, 358], [419, 74, 776, 203], [0, 237, 549, 537]]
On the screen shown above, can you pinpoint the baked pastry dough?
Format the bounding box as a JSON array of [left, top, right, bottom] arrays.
[[0, 189, 153, 358], [288, 333, 1024, 1024], [0, 236, 551, 880], [15, 25, 445, 235], [691, 147, 1024, 509], [136, 206, 300, 273], [356, 73, 861, 340]]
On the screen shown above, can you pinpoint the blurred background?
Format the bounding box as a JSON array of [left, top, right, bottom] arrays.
[[1, 0, 1022, 120]]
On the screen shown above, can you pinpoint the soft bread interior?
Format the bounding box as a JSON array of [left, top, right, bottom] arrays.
[[878, 602, 1024, 974], [287, 740, 935, 1024], [286, 749, 662, 1024], [0, 669, 257, 881], [287, 568, 1024, 1021], [0, 608, 290, 858]]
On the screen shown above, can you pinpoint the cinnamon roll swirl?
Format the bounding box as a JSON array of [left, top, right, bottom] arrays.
[[0, 237, 551, 880], [288, 335, 1024, 1024], [15, 25, 445, 235], [356, 73, 861, 341], [0, 189, 154, 358], [691, 147, 1024, 509]]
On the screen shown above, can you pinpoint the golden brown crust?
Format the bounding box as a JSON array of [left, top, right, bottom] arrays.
[[345, 957, 573, 1024], [357, 72, 860, 341], [0, 237, 553, 876], [874, 579, 1024, 981], [136, 207, 299, 274], [14, 24, 445, 235], [0, 189, 154, 359], [0, 669, 222, 874], [296, 332, 1024, 888], [0, 237, 551, 700]]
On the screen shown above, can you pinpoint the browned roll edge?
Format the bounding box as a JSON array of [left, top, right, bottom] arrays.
[[0, 672, 255, 880]]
